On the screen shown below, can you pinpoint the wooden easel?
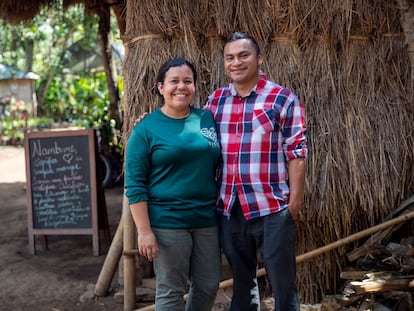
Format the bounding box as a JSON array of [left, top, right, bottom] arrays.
[[25, 129, 111, 256], [36, 187, 110, 255], [95, 138, 112, 250]]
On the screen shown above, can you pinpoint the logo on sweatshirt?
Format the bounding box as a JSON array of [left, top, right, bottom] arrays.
[[201, 127, 219, 148]]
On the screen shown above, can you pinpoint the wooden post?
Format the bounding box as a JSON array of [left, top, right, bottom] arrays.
[[123, 192, 136, 311], [94, 217, 124, 296]]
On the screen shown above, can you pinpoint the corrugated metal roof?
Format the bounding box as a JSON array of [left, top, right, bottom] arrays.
[[0, 64, 39, 80]]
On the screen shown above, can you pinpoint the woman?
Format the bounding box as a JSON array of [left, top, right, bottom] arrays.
[[125, 58, 221, 311]]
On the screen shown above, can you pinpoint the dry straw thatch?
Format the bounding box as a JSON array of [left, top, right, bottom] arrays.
[[123, 0, 414, 303], [0, 0, 51, 23], [0, 0, 100, 24]]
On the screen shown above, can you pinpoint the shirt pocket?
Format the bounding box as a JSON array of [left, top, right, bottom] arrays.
[[252, 109, 275, 134]]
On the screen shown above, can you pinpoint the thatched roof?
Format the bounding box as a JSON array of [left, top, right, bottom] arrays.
[[122, 0, 414, 303], [0, 0, 126, 33], [0, 64, 40, 80], [0, 1, 81, 24]]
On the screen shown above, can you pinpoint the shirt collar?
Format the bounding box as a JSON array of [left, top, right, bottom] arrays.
[[229, 72, 268, 97]]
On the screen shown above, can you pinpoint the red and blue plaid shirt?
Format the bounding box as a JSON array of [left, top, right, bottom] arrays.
[[204, 74, 307, 220]]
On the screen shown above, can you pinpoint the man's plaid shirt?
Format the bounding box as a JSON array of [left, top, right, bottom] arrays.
[[204, 75, 307, 220]]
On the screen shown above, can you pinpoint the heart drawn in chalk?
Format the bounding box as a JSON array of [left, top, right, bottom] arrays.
[[63, 153, 73, 164]]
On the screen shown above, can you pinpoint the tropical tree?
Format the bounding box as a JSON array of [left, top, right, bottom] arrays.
[[0, 1, 123, 130]]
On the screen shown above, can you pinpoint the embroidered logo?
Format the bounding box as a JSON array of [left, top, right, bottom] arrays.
[[200, 127, 219, 148]]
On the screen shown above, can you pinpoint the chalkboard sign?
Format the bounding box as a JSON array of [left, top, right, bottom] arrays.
[[24, 129, 99, 256]]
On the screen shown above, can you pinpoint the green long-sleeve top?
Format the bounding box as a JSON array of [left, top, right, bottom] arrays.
[[125, 107, 221, 229]]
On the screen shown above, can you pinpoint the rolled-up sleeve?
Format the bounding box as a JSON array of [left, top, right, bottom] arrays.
[[282, 96, 308, 160]]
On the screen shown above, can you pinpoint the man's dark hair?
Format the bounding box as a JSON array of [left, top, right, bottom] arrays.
[[155, 58, 197, 98], [224, 32, 261, 55]]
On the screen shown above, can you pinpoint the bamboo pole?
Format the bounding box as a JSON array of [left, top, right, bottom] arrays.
[[94, 217, 124, 296], [123, 192, 136, 311], [134, 196, 414, 311], [256, 198, 414, 279], [123, 249, 139, 256]]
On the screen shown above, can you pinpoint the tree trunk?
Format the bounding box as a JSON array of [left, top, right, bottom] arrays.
[[24, 39, 34, 73], [37, 29, 73, 108], [107, 0, 126, 35], [97, 3, 122, 130]]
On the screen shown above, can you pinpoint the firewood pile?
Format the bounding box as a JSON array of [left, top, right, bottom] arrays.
[[335, 204, 414, 311]]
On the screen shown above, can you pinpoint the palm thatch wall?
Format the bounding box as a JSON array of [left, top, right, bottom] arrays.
[[122, 0, 414, 303]]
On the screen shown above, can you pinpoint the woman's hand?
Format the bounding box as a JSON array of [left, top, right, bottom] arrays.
[[138, 229, 159, 261], [129, 201, 158, 261]]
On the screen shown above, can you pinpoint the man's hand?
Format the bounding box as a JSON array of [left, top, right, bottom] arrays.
[[288, 201, 302, 221], [287, 158, 306, 221]]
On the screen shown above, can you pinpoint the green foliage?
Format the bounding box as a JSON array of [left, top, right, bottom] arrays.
[[1, 115, 26, 136], [42, 71, 110, 126], [1, 2, 123, 148], [28, 116, 54, 129], [0, 112, 53, 144]]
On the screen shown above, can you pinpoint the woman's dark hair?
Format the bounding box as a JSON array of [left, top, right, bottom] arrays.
[[155, 58, 197, 98], [224, 32, 261, 55]]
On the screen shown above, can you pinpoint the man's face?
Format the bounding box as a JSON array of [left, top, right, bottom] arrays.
[[223, 39, 263, 88]]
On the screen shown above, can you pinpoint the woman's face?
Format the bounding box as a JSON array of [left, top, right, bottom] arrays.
[[157, 65, 196, 110]]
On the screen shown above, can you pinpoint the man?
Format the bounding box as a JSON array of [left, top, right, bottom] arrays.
[[204, 32, 307, 311]]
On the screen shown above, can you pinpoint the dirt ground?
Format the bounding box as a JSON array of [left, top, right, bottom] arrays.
[[0, 145, 236, 311]]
